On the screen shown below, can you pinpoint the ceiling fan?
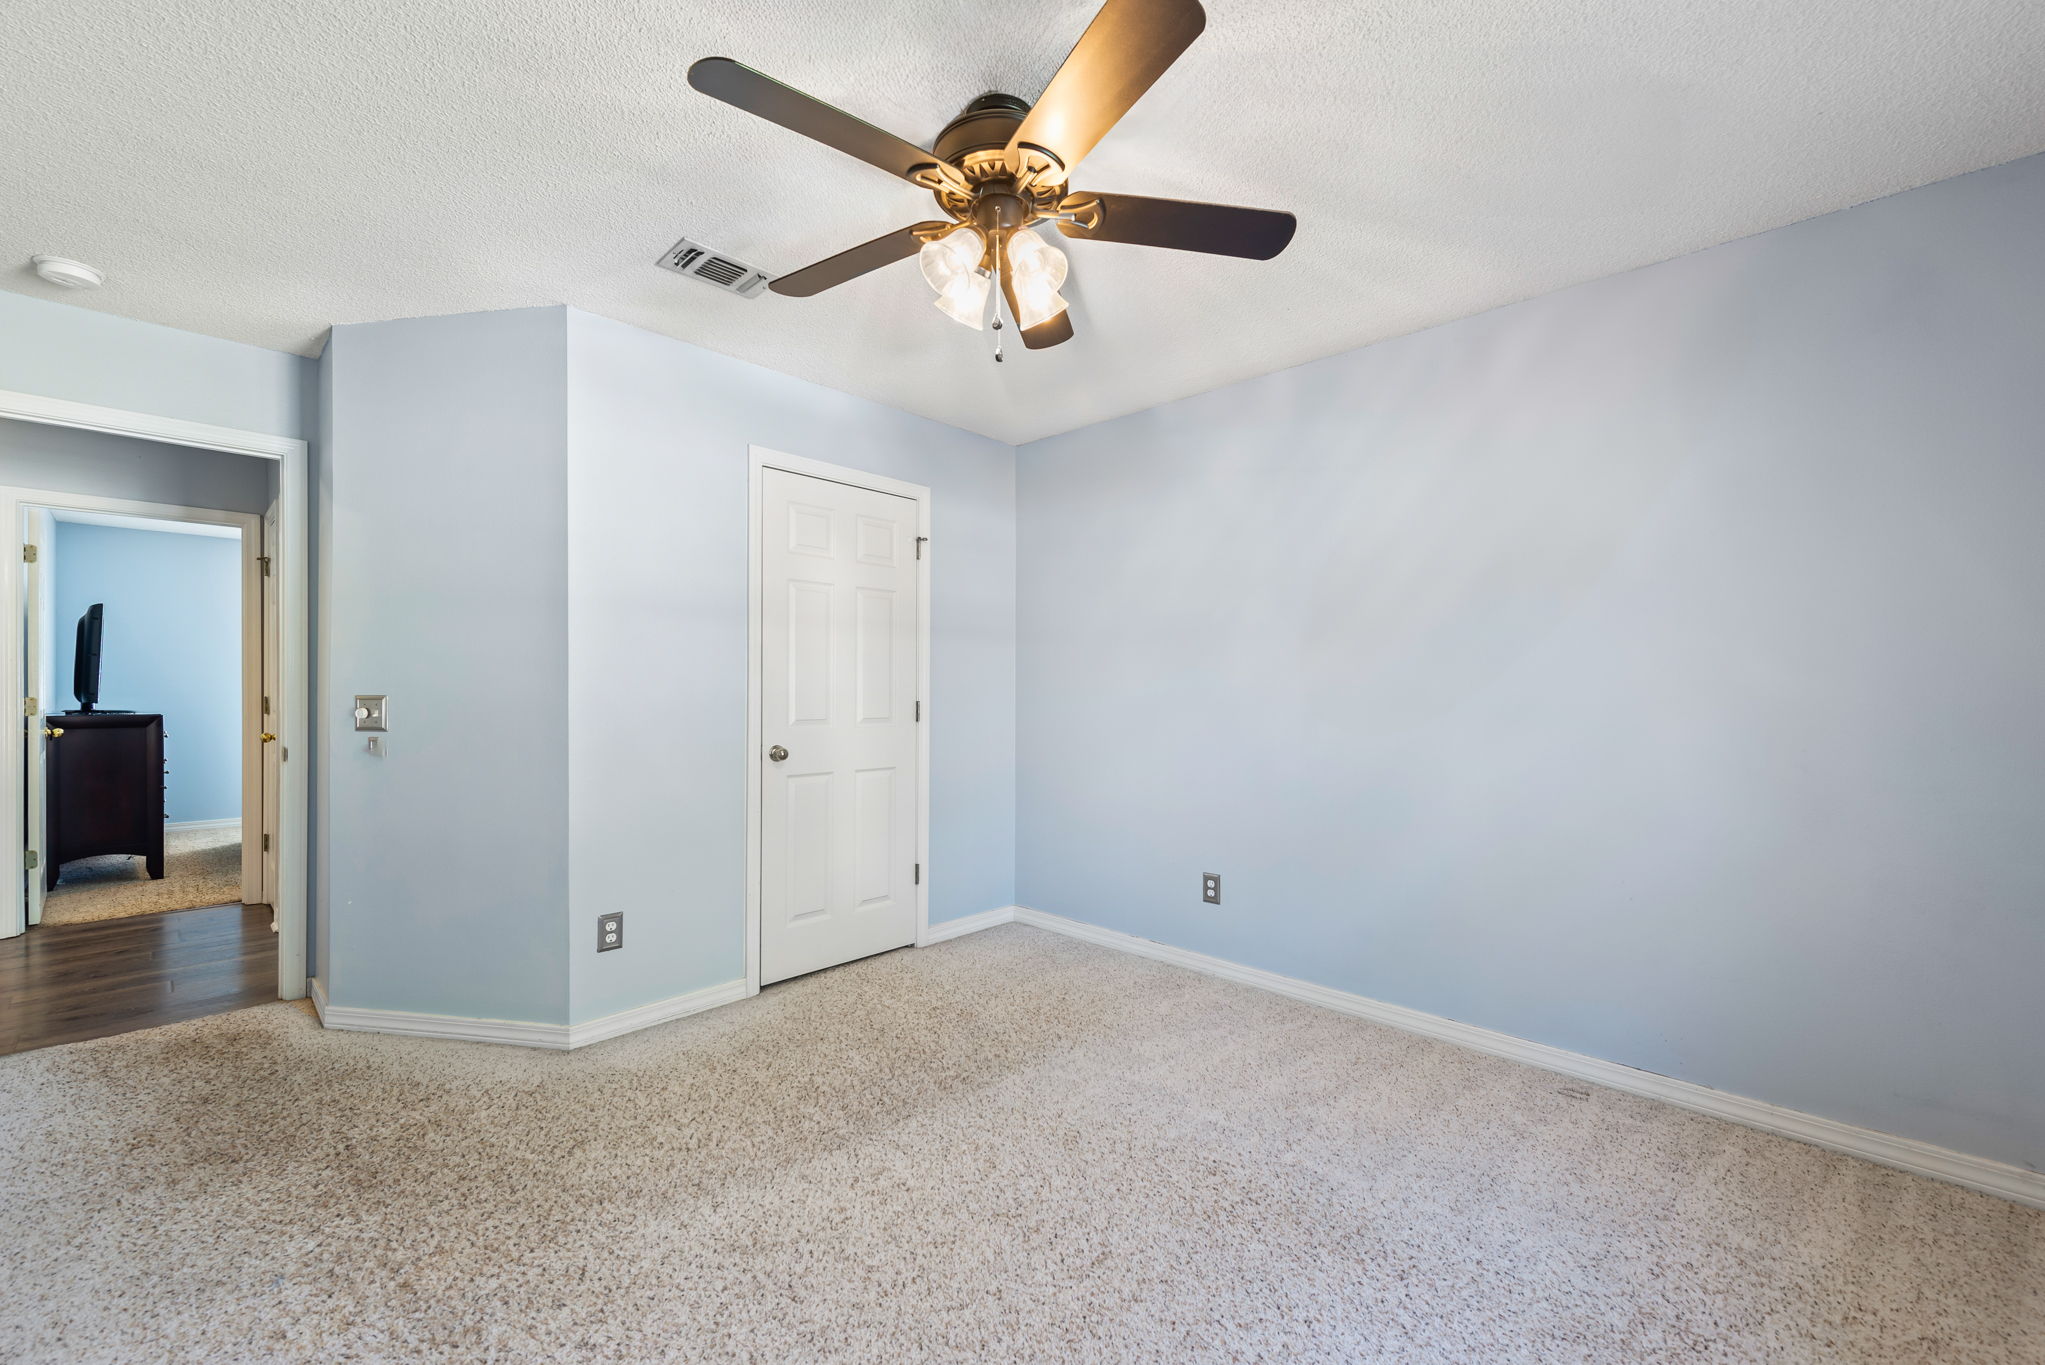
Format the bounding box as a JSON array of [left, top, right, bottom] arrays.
[[686, 0, 1295, 356]]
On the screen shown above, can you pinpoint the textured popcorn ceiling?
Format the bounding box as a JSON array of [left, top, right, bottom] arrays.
[[3, 1, 2043, 443]]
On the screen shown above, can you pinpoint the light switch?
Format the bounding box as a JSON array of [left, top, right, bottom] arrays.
[[353, 695, 388, 732]]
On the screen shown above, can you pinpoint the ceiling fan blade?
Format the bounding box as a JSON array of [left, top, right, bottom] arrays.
[[1023, 309, 1075, 349], [770, 223, 949, 298], [1054, 192, 1295, 259], [997, 259, 1076, 349], [688, 57, 943, 187], [1005, 0, 1207, 175]]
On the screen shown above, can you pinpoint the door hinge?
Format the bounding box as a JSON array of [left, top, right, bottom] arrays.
[[24, 697, 36, 717], [914, 862, 921, 885], [258, 554, 272, 576], [262, 833, 272, 853], [915, 699, 921, 722], [915, 536, 927, 560], [25, 850, 37, 870], [21, 544, 36, 563], [263, 695, 271, 715]]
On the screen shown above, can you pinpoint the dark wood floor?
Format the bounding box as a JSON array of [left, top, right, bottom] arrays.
[[0, 903, 277, 1056]]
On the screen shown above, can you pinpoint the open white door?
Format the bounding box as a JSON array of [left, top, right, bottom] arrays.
[[22, 508, 54, 929]]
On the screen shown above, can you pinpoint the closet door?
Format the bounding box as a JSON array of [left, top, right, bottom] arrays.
[[757, 468, 919, 986]]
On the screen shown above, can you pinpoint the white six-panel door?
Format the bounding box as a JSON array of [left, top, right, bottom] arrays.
[[759, 467, 920, 985]]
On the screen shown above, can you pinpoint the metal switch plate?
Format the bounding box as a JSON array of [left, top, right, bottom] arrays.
[[352, 694, 389, 732], [597, 912, 624, 952], [1202, 872, 1221, 905]]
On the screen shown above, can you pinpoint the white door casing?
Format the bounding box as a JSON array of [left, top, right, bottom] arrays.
[[758, 466, 920, 985], [260, 503, 281, 909], [22, 510, 52, 928], [0, 393, 304, 990]]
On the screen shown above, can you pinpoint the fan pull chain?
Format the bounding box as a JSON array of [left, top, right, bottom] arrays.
[[991, 251, 1006, 363]]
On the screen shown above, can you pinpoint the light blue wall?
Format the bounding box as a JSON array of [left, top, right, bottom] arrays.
[[0, 290, 310, 439], [0, 421, 274, 514], [53, 522, 242, 823], [1016, 153, 2045, 1173], [312, 306, 1018, 1026], [322, 307, 570, 1022], [565, 309, 1017, 1025], [1, 290, 310, 960]]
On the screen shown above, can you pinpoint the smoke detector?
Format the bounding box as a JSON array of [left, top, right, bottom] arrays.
[[32, 256, 103, 289]]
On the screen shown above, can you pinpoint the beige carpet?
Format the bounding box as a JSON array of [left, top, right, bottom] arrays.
[[0, 924, 2038, 1363], [39, 824, 243, 925]]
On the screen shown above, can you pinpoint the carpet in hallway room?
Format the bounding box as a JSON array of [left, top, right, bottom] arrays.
[[39, 824, 242, 925], [0, 923, 2037, 1362]]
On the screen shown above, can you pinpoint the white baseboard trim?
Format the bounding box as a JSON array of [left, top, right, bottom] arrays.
[[312, 999, 574, 1049], [918, 905, 1018, 945], [309, 977, 749, 1051], [166, 817, 241, 832], [307, 975, 329, 1022], [1011, 906, 2045, 1210], [566, 979, 750, 1049]]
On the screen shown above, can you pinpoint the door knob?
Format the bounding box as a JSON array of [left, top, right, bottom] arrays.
[[41, 726, 63, 739], [260, 732, 277, 743], [767, 745, 789, 762]]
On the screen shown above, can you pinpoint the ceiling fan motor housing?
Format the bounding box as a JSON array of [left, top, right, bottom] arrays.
[[933, 92, 1032, 163], [931, 93, 1067, 221]]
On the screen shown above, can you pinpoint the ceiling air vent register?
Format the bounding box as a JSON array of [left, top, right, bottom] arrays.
[[657, 238, 773, 298]]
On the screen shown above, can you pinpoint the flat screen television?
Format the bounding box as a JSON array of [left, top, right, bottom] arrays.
[[73, 603, 104, 713]]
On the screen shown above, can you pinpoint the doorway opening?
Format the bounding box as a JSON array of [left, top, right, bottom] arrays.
[[0, 390, 309, 1033], [1, 491, 279, 1054], [27, 504, 269, 927]]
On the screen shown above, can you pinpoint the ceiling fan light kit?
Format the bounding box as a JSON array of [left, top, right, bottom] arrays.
[[916, 223, 1069, 333], [1005, 228, 1070, 330], [919, 226, 993, 329], [684, 0, 1294, 357]]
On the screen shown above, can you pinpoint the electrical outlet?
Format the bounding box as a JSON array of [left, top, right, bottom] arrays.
[[1202, 872, 1221, 905], [597, 912, 624, 952]]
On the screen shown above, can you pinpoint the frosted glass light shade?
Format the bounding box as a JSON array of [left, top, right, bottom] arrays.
[[1012, 284, 1068, 330], [934, 269, 991, 329], [1005, 227, 1070, 329], [1005, 227, 1068, 291], [919, 226, 985, 293]]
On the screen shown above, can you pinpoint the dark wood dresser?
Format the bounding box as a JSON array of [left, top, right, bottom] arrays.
[[47, 712, 164, 890]]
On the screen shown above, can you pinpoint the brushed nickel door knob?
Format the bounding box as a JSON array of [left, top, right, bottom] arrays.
[[767, 745, 789, 762]]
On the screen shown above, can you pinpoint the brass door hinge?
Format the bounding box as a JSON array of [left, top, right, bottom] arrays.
[[262, 833, 272, 853], [24, 696, 36, 717], [21, 544, 36, 564]]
